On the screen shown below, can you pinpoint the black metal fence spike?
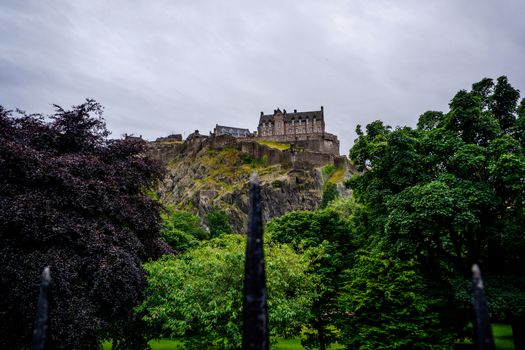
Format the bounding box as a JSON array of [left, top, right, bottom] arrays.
[[32, 266, 51, 350], [242, 172, 269, 350], [472, 264, 495, 350]]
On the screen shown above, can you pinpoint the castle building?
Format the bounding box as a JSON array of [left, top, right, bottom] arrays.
[[258, 107, 325, 137], [257, 107, 340, 155], [213, 124, 252, 137]]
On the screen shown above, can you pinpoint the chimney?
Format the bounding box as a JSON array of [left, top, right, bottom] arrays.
[[283, 109, 286, 114], [321, 106, 324, 112], [294, 109, 297, 113], [260, 111, 263, 116]]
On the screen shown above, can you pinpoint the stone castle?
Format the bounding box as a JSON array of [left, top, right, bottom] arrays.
[[158, 107, 340, 156], [256, 107, 339, 155]]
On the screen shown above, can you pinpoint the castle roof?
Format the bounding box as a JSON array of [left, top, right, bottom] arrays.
[[214, 124, 252, 137], [258, 107, 324, 125], [215, 124, 251, 133]]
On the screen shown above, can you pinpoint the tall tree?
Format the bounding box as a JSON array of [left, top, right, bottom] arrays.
[[0, 101, 168, 349], [338, 248, 451, 349], [266, 208, 356, 350], [348, 76, 525, 346]]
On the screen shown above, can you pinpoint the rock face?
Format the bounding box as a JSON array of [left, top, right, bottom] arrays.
[[153, 135, 353, 233]]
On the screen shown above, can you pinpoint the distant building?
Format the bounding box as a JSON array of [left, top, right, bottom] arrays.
[[124, 133, 143, 140], [187, 129, 208, 141], [214, 124, 252, 137], [256, 107, 339, 155], [155, 134, 183, 143]]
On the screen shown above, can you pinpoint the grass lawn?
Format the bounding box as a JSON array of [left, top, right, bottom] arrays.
[[455, 323, 514, 349], [103, 325, 513, 349], [103, 337, 342, 349], [493, 323, 514, 350]]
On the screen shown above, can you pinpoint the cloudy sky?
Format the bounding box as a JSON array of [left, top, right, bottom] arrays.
[[1, 0, 524, 154]]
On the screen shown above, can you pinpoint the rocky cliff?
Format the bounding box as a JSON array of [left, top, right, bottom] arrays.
[[152, 135, 353, 233]]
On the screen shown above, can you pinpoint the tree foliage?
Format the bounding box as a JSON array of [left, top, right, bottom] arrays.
[[161, 209, 208, 253], [206, 205, 233, 237], [347, 76, 525, 345], [137, 234, 315, 350], [0, 101, 168, 349], [338, 249, 451, 349], [320, 182, 339, 209], [266, 208, 356, 350]]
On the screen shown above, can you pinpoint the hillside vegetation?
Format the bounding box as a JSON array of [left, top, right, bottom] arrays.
[[156, 137, 351, 232]]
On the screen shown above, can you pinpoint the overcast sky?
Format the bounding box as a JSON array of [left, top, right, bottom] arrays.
[[1, 0, 524, 154]]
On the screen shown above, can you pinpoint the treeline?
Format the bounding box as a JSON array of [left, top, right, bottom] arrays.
[[1, 75, 524, 350]]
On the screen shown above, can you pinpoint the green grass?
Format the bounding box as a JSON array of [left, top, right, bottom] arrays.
[[321, 164, 336, 178], [103, 337, 343, 349], [103, 339, 183, 350], [327, 168, 345, 184], [103, 325, 514, 349], [493, 323, 514, 350], [455, 323, 514, 349], [256, 139, 291, 151]]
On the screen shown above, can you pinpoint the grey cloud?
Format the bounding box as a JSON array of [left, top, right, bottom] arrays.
[[1, 0, 524, 153]]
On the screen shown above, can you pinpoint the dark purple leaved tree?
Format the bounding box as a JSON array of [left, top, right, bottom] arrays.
[[0, 100, 170, 350]]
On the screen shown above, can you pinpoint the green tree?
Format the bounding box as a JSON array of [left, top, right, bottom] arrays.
[[491, 76, 521, 132], [347, 75, 525, 346], [515, 98, 525, 147], [338, 249, 451, 349], [320, 182, 339, 208], [266, 209, 356, 350], [206, 206, 233, 237], [137, 234, 315, 350], [416, 110, 445, 131], [161, 209, 208, 253]]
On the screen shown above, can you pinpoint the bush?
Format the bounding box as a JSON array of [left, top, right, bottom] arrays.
[[137, 234, 315, 350], [161, 209, 209, 253], [206, 206, 233, 237]]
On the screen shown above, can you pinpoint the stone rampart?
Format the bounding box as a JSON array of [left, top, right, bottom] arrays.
[[254, 133, 339, 155], [151, 134, 347, 169]]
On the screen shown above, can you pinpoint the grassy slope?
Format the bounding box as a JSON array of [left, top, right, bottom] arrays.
[[256, 139, 291, 151], [321, 163, 345, 187], [166, 147, 287, 211]]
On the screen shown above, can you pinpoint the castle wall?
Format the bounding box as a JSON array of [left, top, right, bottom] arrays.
[[258, 119, 324, 137], [151, 134, 345, 170], [256, 133, 340, 156]]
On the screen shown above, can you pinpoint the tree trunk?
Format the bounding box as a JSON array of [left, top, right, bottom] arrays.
[[317, 321, 326, 350], [512, 318, 525, 350]]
